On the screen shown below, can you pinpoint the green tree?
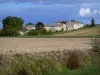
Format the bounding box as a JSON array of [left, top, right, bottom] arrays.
[[2, 16, 24, 31], [36, 22, 44, 30], [26, 22, 34, 25], [2, 16, 24, 36], [90, 17, 95, 27]]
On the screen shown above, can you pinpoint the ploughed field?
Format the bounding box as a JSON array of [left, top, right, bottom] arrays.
[[0, 38, 91, 54]]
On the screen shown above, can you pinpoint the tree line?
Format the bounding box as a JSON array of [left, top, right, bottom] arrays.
[[0, 16, 96, 36], [0, 16, 53, 36]]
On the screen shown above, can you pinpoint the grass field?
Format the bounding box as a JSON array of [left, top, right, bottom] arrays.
[[53, 25, 100, 37]]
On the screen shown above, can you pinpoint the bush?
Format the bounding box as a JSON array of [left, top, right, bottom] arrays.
[[26, 29, 38, 36], [0, 54, 65, 75], [0, 29, 20, 36], [83, 24, 90, 28], [47, 29, 53, 35], [38, 28, 48, 35], [25, 28, 53, 36], [91, 37, 100, 56], [66, 50, 90, 70]]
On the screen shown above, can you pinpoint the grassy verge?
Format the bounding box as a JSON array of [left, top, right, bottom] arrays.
[[51, 64, 100, 75], [53, 25, 100, 37], [0, 35, 100, 38], [0, 49, 100, 75]]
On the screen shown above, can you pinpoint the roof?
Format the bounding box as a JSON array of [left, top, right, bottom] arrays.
[[72, 22, 81, 24], [54, 20, 83, 24]]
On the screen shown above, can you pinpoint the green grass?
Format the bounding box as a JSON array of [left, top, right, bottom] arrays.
[[50, 64, 100, 75], [0, 49, 100, 75], [0, 54, 65, 75], [53, 25, 100, 37]]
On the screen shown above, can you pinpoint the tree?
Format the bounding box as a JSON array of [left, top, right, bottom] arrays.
[[90, 17, 95, 27], [2, 16, 24, 31], [2, 16, 24, 36], [36, 22, 44, 30], [26, 22, 34, 25]]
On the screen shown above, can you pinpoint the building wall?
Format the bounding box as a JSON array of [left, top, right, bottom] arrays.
[[55, 27, 62, 31], [66, 21, 74, 30], [44, 27, 55, 32], [44, 27, 51, 31], [25, 25, 36, 31], [62, 24, 67, 31], [26, 27, 35, 31], [73, 23, 84, 29]]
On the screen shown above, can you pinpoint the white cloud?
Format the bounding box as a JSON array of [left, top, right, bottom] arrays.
[[79, 8, 100, 16], [79, 8, 91, 16], [93, 10, 98, 14], [93, 10, 100, 14]]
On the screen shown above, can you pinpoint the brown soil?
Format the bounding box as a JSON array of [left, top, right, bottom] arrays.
[[0, 38, 91, 54]]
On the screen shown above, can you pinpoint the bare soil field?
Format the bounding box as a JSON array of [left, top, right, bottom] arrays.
[[0, 38, 92, 54]]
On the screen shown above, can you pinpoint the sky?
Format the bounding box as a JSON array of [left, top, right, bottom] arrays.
[[0, 0, 100, 28]]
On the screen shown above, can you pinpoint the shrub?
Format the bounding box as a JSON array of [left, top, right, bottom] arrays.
[[47, 29, 53, 35], [91, 37, 100, 56], [83, 24, 90, 28], [0, 29, 20, 36], [66, 50, 90, 70], [26, 29, 38, 36], [0, 54, 65, 75], [38, 28, 48, 35]]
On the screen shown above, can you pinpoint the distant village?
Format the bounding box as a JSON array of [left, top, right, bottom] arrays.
[[0, 16, 86, 36], [24, 20, 85, 34]]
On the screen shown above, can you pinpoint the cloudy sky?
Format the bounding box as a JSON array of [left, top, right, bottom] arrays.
[[0, 0, 100, 27]]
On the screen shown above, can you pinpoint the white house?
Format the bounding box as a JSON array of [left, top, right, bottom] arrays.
[[54, 23, 67, 31], [19, 30, 24, 35], [25, 25, 35, 31], [44, 25, 55, 32], [53, 20, 84, 31]]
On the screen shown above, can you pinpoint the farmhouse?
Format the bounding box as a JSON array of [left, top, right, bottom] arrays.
[[25, 24, 35, 31], [44, 20, 84, 31], [53, 20, 84, 31], [25, 20, 84, 32], [44, 25, 55, 32]]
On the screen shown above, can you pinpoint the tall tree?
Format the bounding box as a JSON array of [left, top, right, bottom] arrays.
[[90, 17, 95, 27], [2, 16, 24, 31], [2, 16, 24, 36], [35, 22, 44, 30]]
